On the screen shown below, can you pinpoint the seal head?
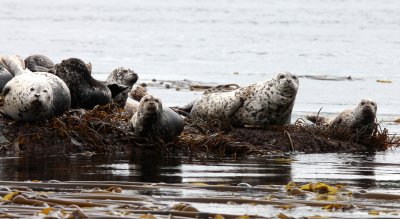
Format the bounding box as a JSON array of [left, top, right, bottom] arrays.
[[105, 67, 138, 107], [25, 55, 55, 72]]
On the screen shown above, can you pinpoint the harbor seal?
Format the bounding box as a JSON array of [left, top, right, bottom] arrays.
[[53, 58, 112, 109], [306, 99, 377, 136], [105, 67, 138, 107], [130, 95, 184, 142], [24, 55, 55, 72], [0, 55, 71, 121], [181, 71, 299, 127]]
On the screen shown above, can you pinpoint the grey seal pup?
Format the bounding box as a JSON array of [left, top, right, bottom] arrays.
[[306, 99, 377, 136], [180, 71, 299, 127], [130, 95, 184, 142], [105, 67, 138, 107], [53, 58, 113, 109], [24, 54, 55, 72], [0, 55, 71, 121]]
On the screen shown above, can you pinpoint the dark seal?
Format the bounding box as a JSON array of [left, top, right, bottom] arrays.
[[24, 55, 55, 72], [130, 95, 184, 142], [53, 58, 112, 109]]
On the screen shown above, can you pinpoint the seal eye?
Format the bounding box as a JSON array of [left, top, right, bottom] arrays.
[[292, 75, 297, 79], [43, 90, 48, 93], [371, 102, 375, 106], [279, 75, 285, 79], [30, 88, 34, 91], [361, 102, 365, 105], [144, 98, 148, 102]]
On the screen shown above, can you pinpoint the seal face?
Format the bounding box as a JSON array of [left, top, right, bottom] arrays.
[[24, 55, 55, 72], [130, 95, 184, 141], [2, 72, 71, 121], [53, 58, 112, 109], [189, 71, 299, 127], [306, 99, 377, 136], [106, 67, 138, 107]]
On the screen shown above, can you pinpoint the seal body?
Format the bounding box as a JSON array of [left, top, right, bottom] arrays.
[[105, 67, 138, 107], [188, 71, 299, 127], [306, 99, 377, 136], [0, 65, 13, 92], [24, 55, 54, 72], [130, 95, 184, 142], [53, 58, 112, 109], [2, 72, 71, 121]]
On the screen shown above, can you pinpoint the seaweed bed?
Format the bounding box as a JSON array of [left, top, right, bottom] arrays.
[[0, 103, 397, 157]]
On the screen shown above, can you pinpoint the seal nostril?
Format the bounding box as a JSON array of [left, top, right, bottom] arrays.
[[34, 94, 40, 98]]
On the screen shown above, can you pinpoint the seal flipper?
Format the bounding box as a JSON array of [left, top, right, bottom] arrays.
[[305, 114, 329, 125], [0, 55, 27, 76], [106, 83, 129, 98], [175, 100, 196, 114]]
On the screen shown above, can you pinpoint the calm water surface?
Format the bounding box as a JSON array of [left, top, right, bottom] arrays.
[[1, 150, 399, 193]]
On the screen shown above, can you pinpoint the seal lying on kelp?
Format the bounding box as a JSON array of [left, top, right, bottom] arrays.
[[52, 58, 114, 109], [130, 94, 184, 142], [306, 99, 377, 136], [179, 71, 299, 127], [0, 55, 71, 121]]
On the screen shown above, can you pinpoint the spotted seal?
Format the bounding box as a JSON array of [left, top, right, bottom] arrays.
[[306, 99, 377, 136], [53, 58, 113, 109], [180, 71, 299, 127], [124, 85, 148, 117], [24, 54, 55, 72], [130, 95, 184, 142], [105, 67, 138, 107], [0, 55, 71, 121]]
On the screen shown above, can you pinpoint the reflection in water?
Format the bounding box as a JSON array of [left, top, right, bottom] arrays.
[[0, 150, 399, 193]]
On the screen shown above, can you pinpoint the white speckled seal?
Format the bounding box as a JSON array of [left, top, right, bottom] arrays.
[[190, 71, 299, 126], [1, 55, 71, 121], [306, 99, 377, 136]]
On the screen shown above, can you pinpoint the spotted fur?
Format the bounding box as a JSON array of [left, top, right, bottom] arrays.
[[0, 55, 71, 121], [105, 67, 138, 107], [306, 99, 377, 136], [190, 71, 299, 127]]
